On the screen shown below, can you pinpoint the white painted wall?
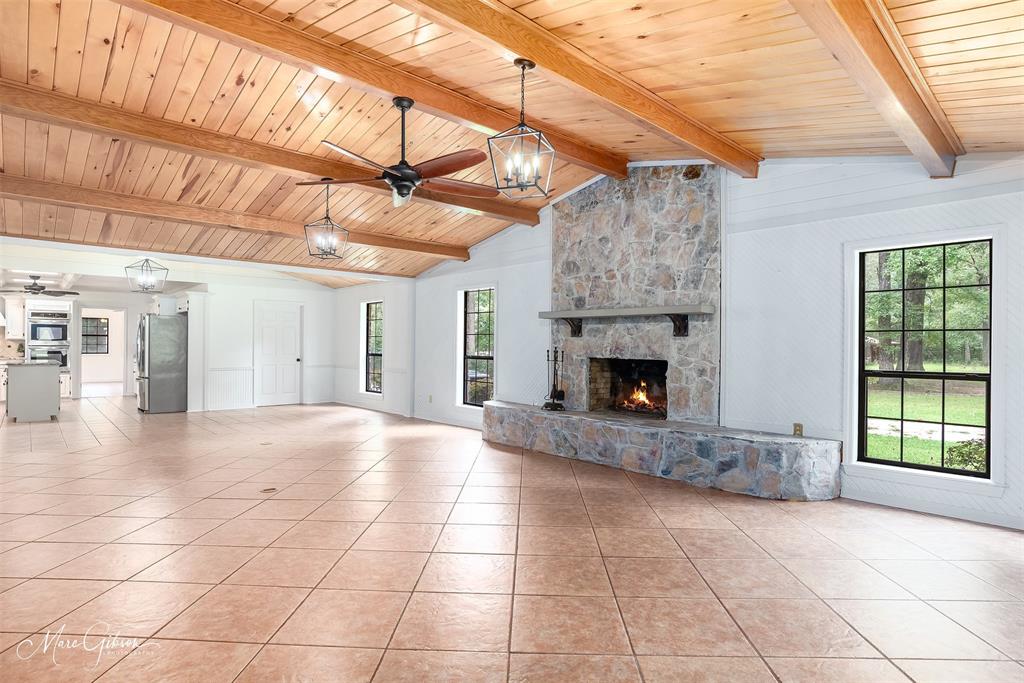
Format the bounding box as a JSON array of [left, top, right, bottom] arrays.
[[334, 280, 415, 416], [201, 280, 337, 410], [722, 154, 1024, 528], [413, 221, 553, 429], [328, 220, 553, 429], [80, 308, 125, 383]]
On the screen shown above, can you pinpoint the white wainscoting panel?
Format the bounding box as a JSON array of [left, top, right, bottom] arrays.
[[206, 367, 254, 411]]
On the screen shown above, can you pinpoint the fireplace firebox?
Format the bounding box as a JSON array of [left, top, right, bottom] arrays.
[[588, 358, 668, 418]]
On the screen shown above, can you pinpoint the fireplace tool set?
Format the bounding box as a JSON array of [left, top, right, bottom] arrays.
[[543, 347, 566, 411]]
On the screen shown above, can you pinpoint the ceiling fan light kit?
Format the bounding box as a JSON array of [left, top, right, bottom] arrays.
[[302, 97, 499, 208], [488, 58, 555, 199], [305, 184, 350, 260], [125, 258, 170, 293]]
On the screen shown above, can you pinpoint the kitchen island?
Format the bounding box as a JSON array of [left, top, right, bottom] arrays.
[[2, 360, 61, 422]]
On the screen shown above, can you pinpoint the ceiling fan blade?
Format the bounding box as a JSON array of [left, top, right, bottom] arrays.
[[321, 140, 390, 173], [42, 290, 79, 296], [413, 150, 487, 179], [296, 177, 382, 186], [421, 177, 500, 198]]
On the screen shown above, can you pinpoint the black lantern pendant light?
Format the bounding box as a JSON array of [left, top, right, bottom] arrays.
[[125, 258, 169, 293], [488, 58, 555, 198], [304, 183, 350, 260]]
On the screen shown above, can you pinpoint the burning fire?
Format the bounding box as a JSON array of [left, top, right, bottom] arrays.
[[622, 380, 655, 410]]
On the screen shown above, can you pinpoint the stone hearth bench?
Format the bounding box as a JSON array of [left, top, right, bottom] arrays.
[[482, 401, 841, 501]]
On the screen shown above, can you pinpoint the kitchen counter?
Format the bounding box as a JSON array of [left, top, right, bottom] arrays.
[[5, 362, 61, 422]]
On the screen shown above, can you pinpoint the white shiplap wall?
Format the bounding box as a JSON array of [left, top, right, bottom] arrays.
[[722, 154, 1024, 529]]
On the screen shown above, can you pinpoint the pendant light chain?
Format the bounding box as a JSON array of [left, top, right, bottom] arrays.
[[519, 62, 527, 126]]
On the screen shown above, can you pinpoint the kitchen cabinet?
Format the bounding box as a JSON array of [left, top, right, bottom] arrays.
[[59, 373, 72, 398], [3, 297, 25, 339], [0, 367, 6, 402]]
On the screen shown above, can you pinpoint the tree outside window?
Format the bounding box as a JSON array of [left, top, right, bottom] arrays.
[[860, 240, 991, 477], [463, 288, 495, 406]]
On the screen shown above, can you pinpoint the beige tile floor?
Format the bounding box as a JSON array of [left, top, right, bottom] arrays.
[[0, 397, 1022, 682]]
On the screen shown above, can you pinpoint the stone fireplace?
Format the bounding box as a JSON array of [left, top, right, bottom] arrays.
[[480, 163, 842, 502], [588, 358, 668, 418], [551, 164, 721, 422]]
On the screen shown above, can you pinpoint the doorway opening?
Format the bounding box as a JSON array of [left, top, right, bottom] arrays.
[[80, 308, 126, 397]]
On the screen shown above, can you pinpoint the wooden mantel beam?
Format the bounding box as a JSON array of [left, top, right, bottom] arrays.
[[114, 0, 628, 180], [0, 80, 538, 226], [789, 0, 959, 177], [389, 0, 762, 178], [0, 176, 471, 261]]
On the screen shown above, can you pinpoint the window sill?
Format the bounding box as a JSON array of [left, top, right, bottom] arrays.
[[359, 391, 384, 401], [843, 460, 1008, 497]]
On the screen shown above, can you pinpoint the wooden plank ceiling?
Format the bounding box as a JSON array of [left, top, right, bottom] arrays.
[[883, 0, 1024, 152], [0, 0, 1020, 277]]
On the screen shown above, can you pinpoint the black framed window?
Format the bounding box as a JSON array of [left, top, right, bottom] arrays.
[[82, 317, 109, 355], [365, 302, 383, 393], [859, 239, 991, 477], [463, 288, 495, 406]]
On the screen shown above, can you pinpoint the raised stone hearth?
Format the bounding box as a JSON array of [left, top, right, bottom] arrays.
[[483, 401, 841, 501]]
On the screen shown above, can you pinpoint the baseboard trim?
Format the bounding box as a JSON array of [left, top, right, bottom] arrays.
[[841, 490, 1023, 530]]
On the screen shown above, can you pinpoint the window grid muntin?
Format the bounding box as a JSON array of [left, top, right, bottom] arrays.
[[858, 239, 991, 478], [463, 288, 495, 407], [365, 301, 382, 394], [82, 317, 109, 355]]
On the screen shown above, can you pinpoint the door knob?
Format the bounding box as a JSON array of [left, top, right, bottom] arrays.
[[296, 358, 301, 362]]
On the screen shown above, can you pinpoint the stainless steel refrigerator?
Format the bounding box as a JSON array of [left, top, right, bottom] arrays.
[[136, 313, 187, 413]]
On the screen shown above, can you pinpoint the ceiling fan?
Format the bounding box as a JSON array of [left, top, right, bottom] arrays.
[[0, 275, 79, 297], [299, 96, 499, 208]]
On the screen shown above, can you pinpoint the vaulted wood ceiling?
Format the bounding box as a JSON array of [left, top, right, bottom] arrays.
[[0, 0, 1020, 277]]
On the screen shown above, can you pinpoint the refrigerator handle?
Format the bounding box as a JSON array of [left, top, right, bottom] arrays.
[[136, 316, 146, 377]]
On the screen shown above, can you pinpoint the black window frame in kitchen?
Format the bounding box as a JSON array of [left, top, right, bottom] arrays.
[[81, 317, 110, 355], [365, 301, 383, 394], [858, 239, 992, 478], [462, 288, 495, 407]]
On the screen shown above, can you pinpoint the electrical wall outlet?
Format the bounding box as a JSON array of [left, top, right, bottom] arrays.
[[428, 394, 433, 403], [792, 422, 804, 436]]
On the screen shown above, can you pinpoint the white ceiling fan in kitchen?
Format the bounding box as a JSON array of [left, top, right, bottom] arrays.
[[0, 275, 80, 297]]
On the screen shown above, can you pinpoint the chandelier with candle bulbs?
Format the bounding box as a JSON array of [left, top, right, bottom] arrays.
[[304, 183, 350, 260], [488, 59, 555, 198], [125, 258, 169, 293]]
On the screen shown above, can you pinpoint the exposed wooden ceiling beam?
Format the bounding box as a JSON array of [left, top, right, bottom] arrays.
[[114, 0, 628, 180], [789, 0, 959, 177], [389, 0, 762, 178], [0, 80, 538, 226], [0, 176, 470, 261]]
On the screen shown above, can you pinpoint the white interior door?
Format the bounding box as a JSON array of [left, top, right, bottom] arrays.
[[254, 301, 302, 406]]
